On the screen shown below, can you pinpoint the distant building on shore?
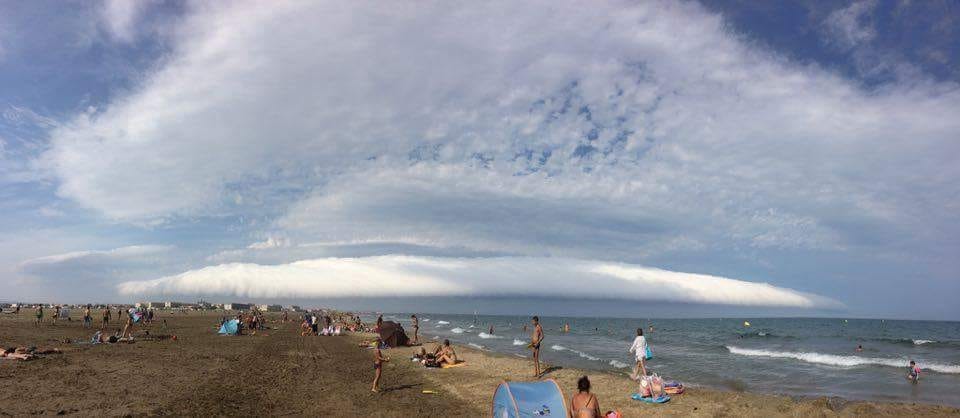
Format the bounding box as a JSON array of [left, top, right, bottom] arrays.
[[223, 303, 252, 311], [258, 304, 283, 312]]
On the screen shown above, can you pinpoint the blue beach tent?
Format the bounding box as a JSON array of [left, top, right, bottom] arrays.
[[492, 379, 567, 417], [218, 319, 240, 335]]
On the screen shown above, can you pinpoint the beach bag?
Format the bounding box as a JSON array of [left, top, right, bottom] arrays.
[[645, 345, 652, 360]]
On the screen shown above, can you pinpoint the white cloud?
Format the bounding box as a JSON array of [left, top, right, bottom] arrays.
[[32, 0, 960, 311], [118, 255, 838, 308], [99, 0, 147, 43], [824, 0, 877, 50], [19, 244, 173, 269]]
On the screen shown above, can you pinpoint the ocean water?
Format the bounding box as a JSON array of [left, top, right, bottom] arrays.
[[381, 314, 960, 406]]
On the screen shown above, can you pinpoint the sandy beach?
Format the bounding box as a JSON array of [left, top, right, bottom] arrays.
[[2, 310, 958, 417]]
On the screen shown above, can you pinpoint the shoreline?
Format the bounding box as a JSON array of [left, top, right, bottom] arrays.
[[394, 335, 960, 416]]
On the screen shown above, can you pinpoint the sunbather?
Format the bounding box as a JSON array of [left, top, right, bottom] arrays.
[[436, 339, 458, 365]]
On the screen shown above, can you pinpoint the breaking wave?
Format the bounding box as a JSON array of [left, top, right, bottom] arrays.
[[478, 332, 502, 339], [726, 346, 960, 374]]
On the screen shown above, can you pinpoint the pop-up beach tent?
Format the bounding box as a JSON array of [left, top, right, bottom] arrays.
[[378, 321, 409, 347], [492, 379, 567, 417], [218, 319, 240, 335]]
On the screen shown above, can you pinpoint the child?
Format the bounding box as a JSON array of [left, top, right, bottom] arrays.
[[907, 360, 921, 383], [372, 338, 390, 392]]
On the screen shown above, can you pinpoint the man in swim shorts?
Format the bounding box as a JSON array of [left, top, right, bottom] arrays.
[[411, 314, 419, 344], [35, 305, 43, 326], [531, 316, 543, 377]]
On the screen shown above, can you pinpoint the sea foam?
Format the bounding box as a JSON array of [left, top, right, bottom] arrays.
[[726, 346, 960, 374], [451, 327, 465, 334], [513, 339, 527, 346], [478, 332, 502, 339]]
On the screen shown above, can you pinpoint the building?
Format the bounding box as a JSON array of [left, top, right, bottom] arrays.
[[223, 303, 252, 311]]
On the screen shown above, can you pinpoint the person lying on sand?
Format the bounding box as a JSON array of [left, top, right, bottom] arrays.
[[436, 339, 458, 365], [1, 346, 62, 361]]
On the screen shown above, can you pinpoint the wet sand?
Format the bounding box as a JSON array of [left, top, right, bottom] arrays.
[[2, 310, 958, 416]]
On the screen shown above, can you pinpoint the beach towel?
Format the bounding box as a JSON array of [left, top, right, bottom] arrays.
[[441, 361, 466, 369], [631, 393, 670, 403]]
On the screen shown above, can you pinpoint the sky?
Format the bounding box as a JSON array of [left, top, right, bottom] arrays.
[[1, 0, 958, 320]]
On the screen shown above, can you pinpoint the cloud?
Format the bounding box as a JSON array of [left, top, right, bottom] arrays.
[[19, 245, 174, 282], [99, 0, 148, 43], [823, 0, 878, 50], [117, 255, 839, 308], [29, 0, 960, 315]]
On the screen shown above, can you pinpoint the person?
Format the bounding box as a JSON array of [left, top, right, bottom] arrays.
[[628, 328, 648, 378], [101, 307, 111, 329], [907, 360, 921, 383], [83, 305, 92, 328], [648, 325, 654, 333], [856, 344, 863, 352], [411, 314, 419, 344], [564, 322, 570, 333], [120, 310, 136, 340], [530, 316, 544, 377], [436, 339, 458, 366], [282, 311, 289, 323], [52, 305, 61, 325], [570, 376, 601, 418], [376, 314, 383, 332], [34, 305, 43, 326], [488, 324, 494, 335], [371, 338, 389, 392]]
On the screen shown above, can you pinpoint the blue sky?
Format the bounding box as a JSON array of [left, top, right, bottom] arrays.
[[1, 0, 958, 319]]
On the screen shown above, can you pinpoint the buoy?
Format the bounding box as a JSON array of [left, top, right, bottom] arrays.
[[743, 321, 751, 327]]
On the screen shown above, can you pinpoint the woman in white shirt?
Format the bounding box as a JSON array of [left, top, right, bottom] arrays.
[[628, 327, 648, 378]]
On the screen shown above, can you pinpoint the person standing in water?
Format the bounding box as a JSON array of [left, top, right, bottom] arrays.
[[488, 324, 494, 335], [907, 360, 921, 383], [629, 327, 648, 378], [411, 314, 419, 344], [530, 316, 544, 377]]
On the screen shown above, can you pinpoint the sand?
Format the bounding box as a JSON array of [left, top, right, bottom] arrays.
[[2, 310, 958, 417]]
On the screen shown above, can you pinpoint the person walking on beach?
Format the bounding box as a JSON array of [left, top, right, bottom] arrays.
[[411, 314, 419, 344], [34, 305, 43, 326], [52, 305, 61, 326], [371, 338, 390, 392], [629, 327, 648, 378], [570, 376, 601, 418], [530, 316, 544, 377]]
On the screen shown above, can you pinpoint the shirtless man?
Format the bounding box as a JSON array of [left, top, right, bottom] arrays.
[[530, 316, 544, 377], [101, 307, 111, 329], [34, 305, 43, 326], [411, 314, 419, 344], [52, 305, 61, 326]]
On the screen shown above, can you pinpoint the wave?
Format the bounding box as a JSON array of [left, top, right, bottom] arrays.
[[913, 339, 935, 345], [609, 360, 630, 369], [550, 344, 600, 361], [468, 342, 484, 349], [436, 320, 450, 325], [726, 346, 960, 374], [421, 318, 430, 322], [513, 339, 527, 346], [478, 332, 502, 339], [451, 327, 465, 334]]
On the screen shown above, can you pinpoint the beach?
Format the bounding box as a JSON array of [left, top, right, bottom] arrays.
[[2, 310, 958, 416]]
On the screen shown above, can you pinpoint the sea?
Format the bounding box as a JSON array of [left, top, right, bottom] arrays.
[[378, 314, 960, 407]]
